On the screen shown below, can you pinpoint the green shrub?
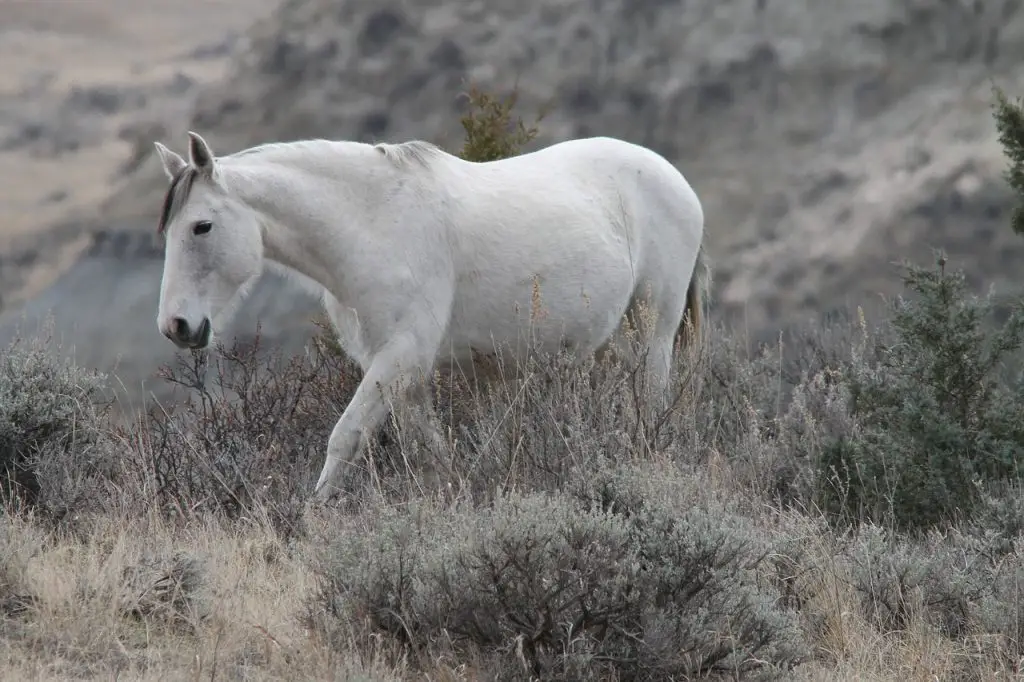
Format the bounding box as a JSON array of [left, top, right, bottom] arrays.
[[309, 462, 808, 680], [0, 329, 116, 520], [455, 83, 544, 162], [992, 85, 1024, 236], [815, 254, 1024, 532]]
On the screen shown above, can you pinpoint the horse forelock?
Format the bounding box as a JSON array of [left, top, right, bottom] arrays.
[[157, 166, 198, 234]]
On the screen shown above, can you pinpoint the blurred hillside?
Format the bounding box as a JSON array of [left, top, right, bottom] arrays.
[[3, 0, 1024, 408]]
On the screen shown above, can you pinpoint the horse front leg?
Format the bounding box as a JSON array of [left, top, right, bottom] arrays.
[[312, 329, 438, 503]]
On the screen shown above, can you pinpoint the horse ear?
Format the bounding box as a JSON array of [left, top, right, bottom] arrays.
[[154, 141, 187, 180], [187, 131, 216, 176]]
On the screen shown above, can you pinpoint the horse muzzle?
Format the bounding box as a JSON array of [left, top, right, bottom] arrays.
[[162, 316, 212, 349]]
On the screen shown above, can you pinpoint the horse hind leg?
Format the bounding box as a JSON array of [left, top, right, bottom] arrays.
[[623, 285, 684, 410], [396, 376, 451, 463], [594, 309, 637, 372]]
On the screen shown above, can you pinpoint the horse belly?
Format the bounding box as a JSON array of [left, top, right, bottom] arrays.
[[447, 249, 636, 359]]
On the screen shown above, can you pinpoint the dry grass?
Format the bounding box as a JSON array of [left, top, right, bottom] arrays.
[[0, 474, 1017, 680], [780, 520, 1018, 682], [1, 306, 1021, 680], [0, 509, 407, 681]]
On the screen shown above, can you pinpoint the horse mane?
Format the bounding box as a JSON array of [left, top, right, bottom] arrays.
[[157, 165, 199, 234], [235, 138, 442, 168], [373, 140, 442, 168], [156, 138, 442, 234]]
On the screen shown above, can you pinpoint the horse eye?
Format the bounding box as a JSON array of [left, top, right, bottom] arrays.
[[192, 220, 212, 236]]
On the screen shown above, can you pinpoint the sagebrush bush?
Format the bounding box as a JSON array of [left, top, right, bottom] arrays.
[[836, 522, 1024, 673], [815, 254, 1024, 532], [309, 461, 808, 681], [131, 326, 361, 538], [842, 524, 990, 639], [119, 548, 208, 635], [413, 346, 690, 504], [0, 328, 117, 520]]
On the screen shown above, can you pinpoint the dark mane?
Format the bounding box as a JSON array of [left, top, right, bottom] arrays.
[[157, 166, 199, 234]]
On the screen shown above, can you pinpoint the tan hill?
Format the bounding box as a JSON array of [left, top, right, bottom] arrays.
[[4, 0, 1024, 409]]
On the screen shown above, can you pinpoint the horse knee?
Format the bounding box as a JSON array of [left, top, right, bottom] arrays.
[[325, 414, 362, 464]]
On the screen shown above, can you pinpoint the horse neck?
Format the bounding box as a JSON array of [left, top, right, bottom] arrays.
[[223, 147, 388, 292]]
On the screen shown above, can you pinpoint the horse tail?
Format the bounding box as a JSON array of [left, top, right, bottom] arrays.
[[679, 240, 711, 350]]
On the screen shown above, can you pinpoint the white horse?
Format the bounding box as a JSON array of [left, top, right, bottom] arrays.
[[152, 131, 709, 503]]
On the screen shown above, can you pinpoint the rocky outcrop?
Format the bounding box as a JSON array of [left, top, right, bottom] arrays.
[[6, 0, 1024, 408]]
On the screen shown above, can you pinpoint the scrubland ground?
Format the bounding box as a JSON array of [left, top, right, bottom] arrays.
[[2, 250, 1024, 680], [5, 74, 1024, 682]]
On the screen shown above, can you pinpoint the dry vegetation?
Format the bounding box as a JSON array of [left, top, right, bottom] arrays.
[[3, 86, 1024, 681]]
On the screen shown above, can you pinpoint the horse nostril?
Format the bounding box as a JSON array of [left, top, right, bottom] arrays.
[[171, 317, 190, 340]]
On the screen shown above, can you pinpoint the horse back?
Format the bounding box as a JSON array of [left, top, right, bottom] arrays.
[[428, 137, 703, 352]]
